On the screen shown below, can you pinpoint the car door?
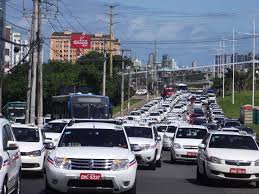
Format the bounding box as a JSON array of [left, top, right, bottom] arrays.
[[3, 124, 19, 190], [153, 127, 162, 160], [197, 133, 210, 173]]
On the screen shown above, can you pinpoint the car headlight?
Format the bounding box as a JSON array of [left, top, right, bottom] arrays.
[[54, 157, 71, 169], [255, 160, 259, 166], [173, 143, 181, 149], [207, 156, 222, 164], [111, 159, 129, 171], [140, 144, 151, 150], [27, 150, 41, 157]]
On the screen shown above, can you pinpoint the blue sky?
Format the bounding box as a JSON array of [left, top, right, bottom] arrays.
[[6, 0, 259, 67]]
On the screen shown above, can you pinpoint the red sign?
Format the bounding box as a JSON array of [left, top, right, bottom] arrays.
[[71, 34, 91, 49], [80, 173, 101, 181], [230, 168, 246, 174]]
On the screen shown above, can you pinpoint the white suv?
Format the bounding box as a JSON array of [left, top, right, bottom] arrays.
[[0, 118, 21, 194], [124, 123, 163, 170], [45, 122, 137, 194]]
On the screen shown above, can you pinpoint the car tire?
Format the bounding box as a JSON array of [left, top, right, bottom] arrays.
[[123, 181, 136, 194], [196, 164, 208, 185], [13, 172, 21, 194], [156, 156, 162, 168], [170, 152, 175, 164], [149, 155, 157, 171], [2, 178, 7, 194]]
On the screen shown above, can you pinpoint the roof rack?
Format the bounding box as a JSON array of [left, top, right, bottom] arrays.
[[68, 119, 123, 126]]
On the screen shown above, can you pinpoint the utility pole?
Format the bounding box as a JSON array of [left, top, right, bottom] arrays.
[[120, 50, 125, 116], [222, 40, 225, 98], [127, 66, 131, 113], [154, 40, 158, 96], [232, 28, 235, 104], [107, 4, 118, 78], [0, 0, 6, 115], [252, 18, 256, 107], [37, 0, 43, 126], [102, 50, 107, 96], [146, 65, 149, 100]]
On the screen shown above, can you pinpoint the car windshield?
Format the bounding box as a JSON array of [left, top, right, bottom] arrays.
[[157, 126, 167, 132], [130, 112, 140, 116], [207, 124, 218, 131], [42, 123, 67, 133], [193, 119, 207, 125], [124, 126, 153, 139], [225, 121, 241, 127], [59, 128, 128, 148], [167, 126, 177, 133], [193, 108, 203, 113], [176, 128, 207, 139], [150, 113, 159, 116], [241, 128, 254, 134], [12, 127, 40, 142], [209, 134, 258, 150], [174, 106, 181, 109]]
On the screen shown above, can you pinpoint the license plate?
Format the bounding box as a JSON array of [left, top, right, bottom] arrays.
[[80, 173, 101, 181], [187, 152, 197, 156], [230, 168, 246, 174]]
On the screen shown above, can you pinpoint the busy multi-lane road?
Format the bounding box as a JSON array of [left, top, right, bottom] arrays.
[[21, 152, 259, 194]]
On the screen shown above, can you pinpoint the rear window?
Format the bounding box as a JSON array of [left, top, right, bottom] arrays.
[[125, 126, 153, 139], [167, 126, 177, 133], [150, 113, 159, 116], [42, 123, 66, 133], [176, 128, 207, 139]]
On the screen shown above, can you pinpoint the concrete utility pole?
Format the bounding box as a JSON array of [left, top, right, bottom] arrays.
[[232, 28, 235, 105], [37, 1, 43, 126], [154, 40, 158, 96], [102, 50, 107, 96], [120, 50, 125, 116], [252, 18, 256, 107], [107, 4, 118, 78], [127, 66, 131, 113], [146, 65, 149, 100], [0, 0, 6, 115], [222, 40, 225, 98]]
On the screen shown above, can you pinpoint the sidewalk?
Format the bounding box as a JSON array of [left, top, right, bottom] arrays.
[[113, 95, 156, 118]]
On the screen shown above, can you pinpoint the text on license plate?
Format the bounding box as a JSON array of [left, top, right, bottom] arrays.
[[230, 168, 246, 174], [187, 152, 197, 156], [80, 173, 101, 180]]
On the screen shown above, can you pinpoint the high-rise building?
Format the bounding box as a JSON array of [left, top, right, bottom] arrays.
[[133, 58, 141, 70], [49, 31, 121, 63], [4, 26, 12, 72], [147, 52, 155, 68]]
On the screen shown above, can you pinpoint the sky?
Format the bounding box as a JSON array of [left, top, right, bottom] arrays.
[[6, 0, 259, 68]]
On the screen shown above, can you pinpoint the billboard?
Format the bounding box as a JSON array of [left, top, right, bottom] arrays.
[[71, 34, 91, 49]]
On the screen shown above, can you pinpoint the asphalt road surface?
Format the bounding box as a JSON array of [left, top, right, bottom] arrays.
[[21, 152, 259, 194]]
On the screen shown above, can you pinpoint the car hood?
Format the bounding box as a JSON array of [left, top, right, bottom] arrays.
[[54, 147, 130, 159], [44, 132, 61, 140], [128, 137, 155, 145], [208, 148, 259, 161], [174, 138, 203, 146], [16, 142, 43, 152]]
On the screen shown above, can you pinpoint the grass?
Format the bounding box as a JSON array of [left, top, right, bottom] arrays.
[[112, 99, 142, 115], [218, 91, 259, 137]]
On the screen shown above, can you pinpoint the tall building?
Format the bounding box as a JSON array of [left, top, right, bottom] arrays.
[[147, 52, 155, 68], [4, 26, 12, 72], [49, 31, 121, 63], [133, 58, 141, 70]]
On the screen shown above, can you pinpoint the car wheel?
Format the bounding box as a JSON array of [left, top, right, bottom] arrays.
[[196, 164, 208, 185], [156, 156, 162, 168], [123, 181, 136, 194], [2, 179, 7, 194], [170, 152, 175, 164], [13, 172, 21, 194], [149, 155, 157, 171]]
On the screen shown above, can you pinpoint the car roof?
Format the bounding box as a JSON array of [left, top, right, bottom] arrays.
[[11, 123, 39, 129], [177, 124, 207, 129], [48, 119, 71, 124], [210, 131, 251, 137], [66, 122, 123, 130], [123, 123, 152, 128]]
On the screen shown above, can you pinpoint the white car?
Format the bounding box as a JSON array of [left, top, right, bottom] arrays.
[[136, 89, 147, 96], [172, 105, 184, 114], [45, 122, 137, 194], [208, 93, 216, 102], [124, 124, 163, 170], [163, 124, 178, 150], [193, 101, 203, 109], [11, 124, 49, 174], [42, 119, 70, 145], [197, 132, 259, 185], [171, 125, 208, 162], [129, 111, 142, 121], [149, 112, 162, 123], [0, 118, 21, 194]]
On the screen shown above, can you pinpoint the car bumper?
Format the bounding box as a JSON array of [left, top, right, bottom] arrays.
[[46, 165, 137, 193], [133, 148, 156, 164], [206, 162, 259, 181], [171, 149, 198, 161], [21, 155, 44, 171]]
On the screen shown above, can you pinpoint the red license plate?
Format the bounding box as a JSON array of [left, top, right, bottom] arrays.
[[187, 152, 197, 156], [230, 168, 246, 174], [80, 173, 101, 181]]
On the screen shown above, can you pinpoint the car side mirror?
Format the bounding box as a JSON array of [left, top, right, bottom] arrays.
[[198, 143, 206, 149], [6, 141, 19, 150], [45, 142, 54, 150], [156, 135, 161, 141]]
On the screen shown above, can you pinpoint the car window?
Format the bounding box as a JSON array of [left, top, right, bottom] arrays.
[[4, 125, 14, 141], [176, 128, 207, 139], [42, 123, 67, 133], [12, 127, 40, 142], [2, 126, 8, 150], [167, 126, 177, 133], [124, 126, 153, 139]]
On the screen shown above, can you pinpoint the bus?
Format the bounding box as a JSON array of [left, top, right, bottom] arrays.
[[176, 83, 188, 91], [51, 93, 112, 120], [2, 101, 26, 123], [162, 87, 176, 98]]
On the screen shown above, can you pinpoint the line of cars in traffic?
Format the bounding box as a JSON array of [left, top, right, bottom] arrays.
[[0, 90, 259, 193]]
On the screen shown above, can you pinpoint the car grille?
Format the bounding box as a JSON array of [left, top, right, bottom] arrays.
[[224, 173, 251, 179], [67, 179, 114, 188], [225, 160, 251, 166], [183, 145, 198, 149], [20, 152, 27, 156], [70, 159, 113, 171]]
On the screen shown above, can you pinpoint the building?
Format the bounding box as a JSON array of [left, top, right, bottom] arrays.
[[133, 58, 141, 70], [4, 26, 12, 72], [192, 60, 198, 71], [49, 31, 121, 63], [147, 52, 155, 69]]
